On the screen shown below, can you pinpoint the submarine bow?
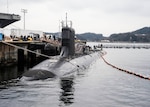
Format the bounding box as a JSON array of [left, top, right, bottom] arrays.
[[22, 52, 100, 80]]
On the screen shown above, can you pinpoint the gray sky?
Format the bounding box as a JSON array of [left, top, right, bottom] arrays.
[[0, 0, 150, 36]]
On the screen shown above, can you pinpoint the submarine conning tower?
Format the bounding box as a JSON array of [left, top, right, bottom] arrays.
[[60, 15, 75, 57], [61, 27, 75, 56]]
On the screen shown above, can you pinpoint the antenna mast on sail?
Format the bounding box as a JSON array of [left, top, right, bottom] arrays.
[[61, 12, 72, 28], [66, 12, 68, 27]]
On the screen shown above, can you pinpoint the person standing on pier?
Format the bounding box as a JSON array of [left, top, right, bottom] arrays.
[[100, 44, 103, 51]]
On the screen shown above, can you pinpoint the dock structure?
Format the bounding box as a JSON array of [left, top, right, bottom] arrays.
[[0, 13, 20, 28], [96, 43, 150, 49], [0, 40, 61, 67], [0, 12, 61, 67], [0, 12, 62, 81]]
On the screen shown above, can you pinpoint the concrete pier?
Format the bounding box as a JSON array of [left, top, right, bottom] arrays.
[[0, 41, 61, 67]]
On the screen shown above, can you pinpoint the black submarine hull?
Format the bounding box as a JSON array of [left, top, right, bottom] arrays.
[[22, 20, 101, 80], [21, 52, 100, 80]]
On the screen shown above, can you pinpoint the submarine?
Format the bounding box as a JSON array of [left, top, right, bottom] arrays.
[[21, 20, 100, 80]]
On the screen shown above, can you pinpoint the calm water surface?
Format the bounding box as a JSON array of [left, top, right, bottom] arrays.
[[0, 43, 150, 107]]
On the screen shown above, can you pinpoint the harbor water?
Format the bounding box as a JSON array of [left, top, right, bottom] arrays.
[[0, 42, 150, 107]]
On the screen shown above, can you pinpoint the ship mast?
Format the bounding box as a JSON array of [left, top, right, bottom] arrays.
[[61, 12, 72, 28], [66, 13, 68, 27]]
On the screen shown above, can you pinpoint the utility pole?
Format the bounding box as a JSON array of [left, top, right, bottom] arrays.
[[7, 0, 9, 13], [21, 9, 27, 30]]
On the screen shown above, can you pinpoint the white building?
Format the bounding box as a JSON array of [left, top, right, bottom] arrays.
[[0, 28, 44, 38]]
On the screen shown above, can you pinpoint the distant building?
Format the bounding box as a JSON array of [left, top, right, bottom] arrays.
[[10, 29, 43, 37], [101, 40, 110, 43]]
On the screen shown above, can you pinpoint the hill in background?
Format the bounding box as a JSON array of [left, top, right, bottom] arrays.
[[45, 27, 150, 42], [132, 27, 150, 34], [45, 32, 105, 42], [109, 27, 150, 42], [76, 33, 104, 41]]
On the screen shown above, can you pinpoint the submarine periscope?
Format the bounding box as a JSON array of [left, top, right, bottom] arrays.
[[22, 20, 100, 80]]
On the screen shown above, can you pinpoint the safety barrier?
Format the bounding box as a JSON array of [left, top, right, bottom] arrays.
[[101, 51, 150, 80]]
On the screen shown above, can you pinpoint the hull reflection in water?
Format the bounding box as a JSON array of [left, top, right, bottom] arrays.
[[59, 77, 75, 106], [22, 52, 100, 80]]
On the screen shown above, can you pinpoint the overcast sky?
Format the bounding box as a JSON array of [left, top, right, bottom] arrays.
[[0, 0, 150, 36]]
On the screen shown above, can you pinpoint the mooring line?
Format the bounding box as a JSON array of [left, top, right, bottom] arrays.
[[101, 51, 150, 80], [2, 41, 52, 59], [2, 41, 90, 69]]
